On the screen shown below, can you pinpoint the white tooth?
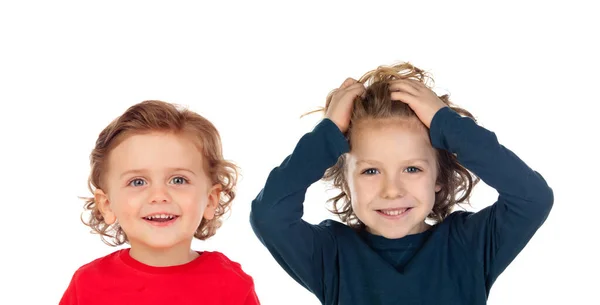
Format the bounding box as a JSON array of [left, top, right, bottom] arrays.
[[146, 214, 176, 220], [382, 208, 408, 216]]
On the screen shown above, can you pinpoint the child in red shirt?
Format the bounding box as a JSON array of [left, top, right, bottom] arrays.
[[60, 100, 260, 305]]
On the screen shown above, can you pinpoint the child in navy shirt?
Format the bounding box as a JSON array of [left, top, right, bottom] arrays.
[[250, 62, 553, 304]]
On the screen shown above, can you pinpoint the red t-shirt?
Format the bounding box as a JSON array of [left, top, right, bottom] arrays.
[[60, 249, 260, 305]]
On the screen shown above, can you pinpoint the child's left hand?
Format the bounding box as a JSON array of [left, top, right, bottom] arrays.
[[389, 79, 447, 128]]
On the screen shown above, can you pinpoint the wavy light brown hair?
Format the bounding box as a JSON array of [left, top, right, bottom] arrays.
[[319, 62, 480, 228], [81, 100, 238, 246]]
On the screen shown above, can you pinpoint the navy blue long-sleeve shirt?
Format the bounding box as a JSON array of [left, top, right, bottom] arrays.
[[250, 107, 553, 305]]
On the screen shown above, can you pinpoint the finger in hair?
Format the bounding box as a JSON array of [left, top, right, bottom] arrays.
[[389, 80, 419, 96], [340, 78, 358, 89], [404, 78, 429, 90], [390, 91, 415, 104], [346, 82, 366, 91]]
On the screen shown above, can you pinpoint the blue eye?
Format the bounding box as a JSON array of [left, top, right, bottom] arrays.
[[171, 177, 188, 185], [129, 179, 146, 187], [361, 168, 380, 175], [405, 166, 421, 173]]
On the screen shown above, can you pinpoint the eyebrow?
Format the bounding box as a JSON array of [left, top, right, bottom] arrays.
[[119, 168, 197, 179], [356, 159, 381, 165], [356, 158, 431, 165]]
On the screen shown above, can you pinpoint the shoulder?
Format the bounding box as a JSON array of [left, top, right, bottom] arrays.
[[436, 210, 487, 258], [198, 252, 260, 303], [69, 249, 125, 282], [198, 251, 255, 285], [437, 210, 476, 235], [318, 218, 361, 244], [319, 218, 350, 232], [445, 210, 475, 225], [442, 207, 496, 235]]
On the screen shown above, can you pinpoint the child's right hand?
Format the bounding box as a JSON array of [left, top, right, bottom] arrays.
[[325, 78, 366, 133]]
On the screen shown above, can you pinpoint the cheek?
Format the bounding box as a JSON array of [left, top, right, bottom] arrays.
[[176, 189, 206, 214], [110, 192, 142, 218], [412, 174, 438, 204], [348, 176, 378, 207]]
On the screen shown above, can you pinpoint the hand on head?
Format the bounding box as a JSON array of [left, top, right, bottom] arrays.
[[325, 77, 447, 131], [389, 79, 447, 128], [325, 78, 366, 133]]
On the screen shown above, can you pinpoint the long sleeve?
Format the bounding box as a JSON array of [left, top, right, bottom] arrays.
[[430, 107, 554, 292], [249, 118, 348, 304]]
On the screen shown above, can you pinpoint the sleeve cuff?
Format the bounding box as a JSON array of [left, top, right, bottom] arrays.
[[429, 106, 460, 150], [313, 118, 350, 157]]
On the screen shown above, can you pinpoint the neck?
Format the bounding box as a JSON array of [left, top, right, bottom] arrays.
[[128, 239, 198, 267]]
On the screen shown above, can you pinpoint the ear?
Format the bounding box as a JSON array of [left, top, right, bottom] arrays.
[[434, 183, 442, 193], [203, 184, 222, 220], [94, 189, 116, 225]]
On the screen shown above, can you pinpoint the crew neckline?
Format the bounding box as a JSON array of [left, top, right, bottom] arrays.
[[119, 248, 208, 274], [359, 226, 435, 251]]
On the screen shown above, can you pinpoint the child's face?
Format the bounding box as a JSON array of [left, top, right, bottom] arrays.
[[96, 131, 220, 251], [346, 118, 441, 239]]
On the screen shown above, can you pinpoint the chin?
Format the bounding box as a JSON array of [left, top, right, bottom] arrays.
[[140, 237, 188, 249], [373, 219, 432, 239], [140, 241, 176, 249]]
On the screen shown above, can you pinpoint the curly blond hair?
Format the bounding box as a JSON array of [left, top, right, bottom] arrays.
[[316, 62, 480, 228], [81, 100, 238, 246]]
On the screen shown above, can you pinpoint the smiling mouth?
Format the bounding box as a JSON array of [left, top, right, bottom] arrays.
[[142, 214, 179, 223], [376, 208, 412, 217]]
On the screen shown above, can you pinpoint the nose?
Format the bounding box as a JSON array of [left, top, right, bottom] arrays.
[[149, 184, 172, 204], [380, 174, 405, 200]]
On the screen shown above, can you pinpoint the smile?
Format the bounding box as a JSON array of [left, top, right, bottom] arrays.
[[376, 208, 412, 218], [142, 214, 180, 226]]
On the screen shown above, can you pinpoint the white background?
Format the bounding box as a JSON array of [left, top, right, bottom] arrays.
[[1, 1, 598, 304]]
